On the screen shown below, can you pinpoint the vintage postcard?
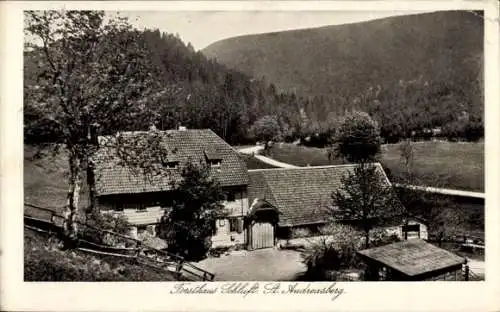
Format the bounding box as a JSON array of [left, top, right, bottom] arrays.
[[1, 0, 499, 311]]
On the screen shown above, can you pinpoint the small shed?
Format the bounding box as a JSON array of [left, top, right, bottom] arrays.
[[357, 239, 467, 281]]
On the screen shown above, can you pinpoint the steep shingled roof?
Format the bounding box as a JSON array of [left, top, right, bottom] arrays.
[[247, 163, 392, 227], [93, 129, 249, 196], [357, 239, 466, 277]]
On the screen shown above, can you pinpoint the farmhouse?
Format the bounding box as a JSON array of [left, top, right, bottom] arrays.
[[247, 165, 428, 248], [90, 129, 426, 250], [92, 128, 250, 247]]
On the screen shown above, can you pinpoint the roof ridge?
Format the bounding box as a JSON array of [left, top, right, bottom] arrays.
[[97, 128, 214, 138], [248, 162, 382, 172]]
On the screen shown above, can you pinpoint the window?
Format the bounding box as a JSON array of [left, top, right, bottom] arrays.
[[229, 217, 242, 233], [123, 203, 136, 210], [146, 225, 155, 235], [226, 192, 236, 202], [166, 161, 179, 169], [209, 160, 221, 168], [161, 197, 174, 208], [115, 202, 124, 211], [204, 150, 222, 168]]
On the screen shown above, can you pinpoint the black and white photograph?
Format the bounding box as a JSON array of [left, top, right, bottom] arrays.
[[2, 0, 499, 311], [21, 7, 487, 282]]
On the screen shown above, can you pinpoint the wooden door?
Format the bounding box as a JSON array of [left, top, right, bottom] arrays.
[[251, 222, 274, 249]]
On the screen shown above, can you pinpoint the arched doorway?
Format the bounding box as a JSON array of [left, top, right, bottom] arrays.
[[247, 199, 280, 250]]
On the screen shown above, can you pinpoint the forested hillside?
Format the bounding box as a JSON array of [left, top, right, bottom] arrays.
[[203, 11, 482, 100], [25, 11, 484, 146], [24, 28, 315, 145], [203, 10, 484, 143]]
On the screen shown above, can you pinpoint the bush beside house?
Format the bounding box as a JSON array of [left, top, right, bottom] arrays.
[[299, 223, 402, 281]]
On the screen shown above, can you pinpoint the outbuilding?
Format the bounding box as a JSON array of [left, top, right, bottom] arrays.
[[357, 239, 467, 281]]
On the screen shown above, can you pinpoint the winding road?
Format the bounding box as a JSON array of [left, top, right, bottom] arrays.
[[238, 145, 299, 169]]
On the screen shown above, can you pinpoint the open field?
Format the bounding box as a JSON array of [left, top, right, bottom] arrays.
[[265, 142, 484, 192], [382, 142, 484, 192], [197, 248, 305, 281]]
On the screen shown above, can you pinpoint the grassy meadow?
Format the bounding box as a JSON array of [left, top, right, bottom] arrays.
[[24, 145, 70, 216], [382, 141, 484, 192]]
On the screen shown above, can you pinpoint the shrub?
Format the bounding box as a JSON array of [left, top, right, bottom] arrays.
[[159, 162, 225, 261], [80, 213, 132, 246], [290, 227, 312, 239], [301, 223, 364, 280], [369, 228, 402, 247]]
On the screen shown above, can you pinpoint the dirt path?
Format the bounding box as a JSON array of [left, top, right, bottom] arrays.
[[196, 248, 306, 281], [238, 145, 300, 169]]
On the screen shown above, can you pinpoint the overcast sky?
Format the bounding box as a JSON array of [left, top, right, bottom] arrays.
[[116, 10, 435, 51]]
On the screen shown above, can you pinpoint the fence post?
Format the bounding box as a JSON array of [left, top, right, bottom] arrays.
[[175, 259, 183, 273], [464, 259, 469, 281], [135, 242, 142, 259]]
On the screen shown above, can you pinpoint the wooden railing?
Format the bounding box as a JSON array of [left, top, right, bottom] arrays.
[[24, 203, 215, 281], [428, 232, 484, 246]]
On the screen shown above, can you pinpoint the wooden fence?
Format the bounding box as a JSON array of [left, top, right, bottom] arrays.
[[24, 203, 215, 281], [427, 231, 485, 256]]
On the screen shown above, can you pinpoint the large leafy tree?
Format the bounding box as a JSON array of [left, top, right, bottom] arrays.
[[331, 163, 401, 248], [333, 111, 382, 163], [249, 115, 282, 147], [158, 162, 225, 261], [24, 11, 173, 238], [330, 109, 397, 248]]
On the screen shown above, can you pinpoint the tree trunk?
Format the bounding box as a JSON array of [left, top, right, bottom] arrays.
[[87, 161, 97, 215], [364, 230, 370, 248], [87, 124, 99, 216], [63, 155, 82, 240], [404, 220, 409, 240]]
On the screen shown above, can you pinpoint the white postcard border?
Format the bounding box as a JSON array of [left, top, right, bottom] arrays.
[[1, 1, 499, 311]]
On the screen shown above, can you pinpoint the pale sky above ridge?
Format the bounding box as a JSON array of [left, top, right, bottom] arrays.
[[116, 10, 435, 51]]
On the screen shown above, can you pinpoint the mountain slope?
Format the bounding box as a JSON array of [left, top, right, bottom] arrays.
[[202, 11, 483, 99]]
